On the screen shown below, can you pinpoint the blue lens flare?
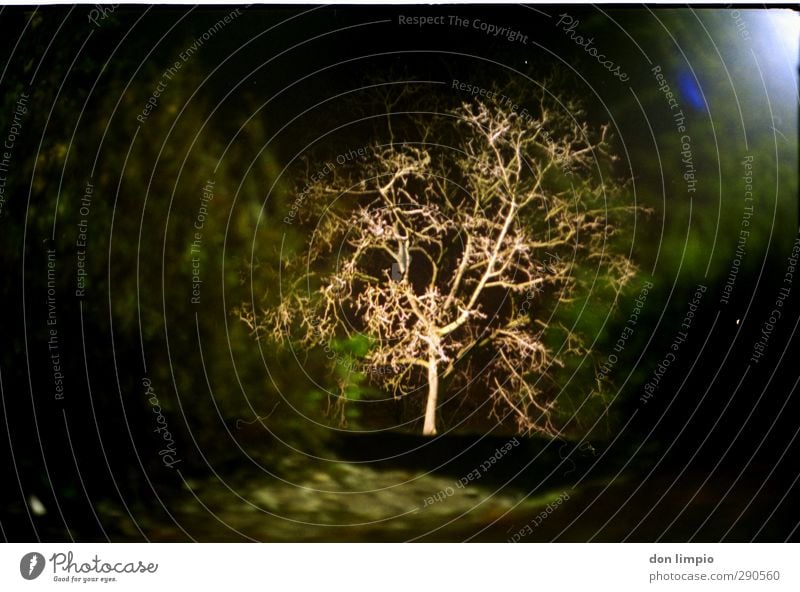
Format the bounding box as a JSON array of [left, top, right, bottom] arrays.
[[678, 70, 706, 110]]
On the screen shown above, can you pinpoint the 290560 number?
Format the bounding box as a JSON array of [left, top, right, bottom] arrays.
[[736, 570, 780, 581]]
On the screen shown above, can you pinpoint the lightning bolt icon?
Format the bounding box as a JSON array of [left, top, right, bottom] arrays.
[[29, 555, 38, 576]]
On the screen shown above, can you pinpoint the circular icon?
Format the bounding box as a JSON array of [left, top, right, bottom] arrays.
[[20, 552, 45, 580]]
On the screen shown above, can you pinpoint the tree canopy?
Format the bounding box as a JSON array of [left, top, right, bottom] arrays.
[[241, 89, 643, 436]]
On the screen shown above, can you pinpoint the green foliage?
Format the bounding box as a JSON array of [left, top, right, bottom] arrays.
[[0, 9, 335, 464]]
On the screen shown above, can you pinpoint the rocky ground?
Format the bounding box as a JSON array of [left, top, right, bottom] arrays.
[[91, 455, 791, 542], [16, 435, 794, 542], [98, 457, 577, 542]]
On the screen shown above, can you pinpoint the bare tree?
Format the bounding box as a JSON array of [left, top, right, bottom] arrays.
[[241, 95, 639, 436]]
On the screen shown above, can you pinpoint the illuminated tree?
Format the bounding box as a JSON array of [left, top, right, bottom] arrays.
[[241, 95, 639, 436]]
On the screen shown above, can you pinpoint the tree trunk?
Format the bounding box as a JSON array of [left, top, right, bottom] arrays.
[[423, 350, 438, 436]]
